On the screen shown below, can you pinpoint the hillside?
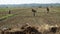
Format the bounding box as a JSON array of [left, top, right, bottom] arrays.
[[0, 3, 60, 8]]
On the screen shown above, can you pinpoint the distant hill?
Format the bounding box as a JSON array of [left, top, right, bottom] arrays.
[[0, 3, 60, 8]]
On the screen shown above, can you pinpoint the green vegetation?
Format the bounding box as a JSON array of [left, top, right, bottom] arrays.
[[0, 14, 15, 21]]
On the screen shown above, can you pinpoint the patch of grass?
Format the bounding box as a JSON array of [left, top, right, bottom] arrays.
[[0, 14, 16, 21]]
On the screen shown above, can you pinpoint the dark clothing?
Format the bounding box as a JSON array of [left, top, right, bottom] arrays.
[[47, 8, 49, 11], [47, 8, 49, 13], [32, 9, 36, 12], [9, 10, 11, 14], [32, 9, 36, 16]]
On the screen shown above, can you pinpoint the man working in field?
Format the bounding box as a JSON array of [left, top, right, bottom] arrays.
[[32, 9, 37, 16], [9, 10, 11, 14], [47, 7, 49, 13]]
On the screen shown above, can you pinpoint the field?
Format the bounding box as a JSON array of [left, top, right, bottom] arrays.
[[0, 7, 60, 34]]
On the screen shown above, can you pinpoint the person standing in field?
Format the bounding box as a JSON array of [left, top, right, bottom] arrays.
[[9, 10, 11, 14], [47, 7, 49, 13], [32, 9, 36, 16]]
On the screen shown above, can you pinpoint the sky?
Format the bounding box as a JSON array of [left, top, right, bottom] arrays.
[[0, 0, 60, 5]]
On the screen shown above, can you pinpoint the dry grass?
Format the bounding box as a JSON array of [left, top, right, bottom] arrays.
[[0, 23, 60, 34]]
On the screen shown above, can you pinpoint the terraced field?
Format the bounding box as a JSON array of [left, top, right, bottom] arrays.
[[0, 7, 60, 34], [0, 7, 60, 28]]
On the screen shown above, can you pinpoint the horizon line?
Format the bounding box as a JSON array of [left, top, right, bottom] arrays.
[[0, 3, 60, 5]]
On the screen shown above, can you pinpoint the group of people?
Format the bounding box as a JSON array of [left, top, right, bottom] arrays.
[[32, 7, 49, 16], [8, 7, 49, 16]]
